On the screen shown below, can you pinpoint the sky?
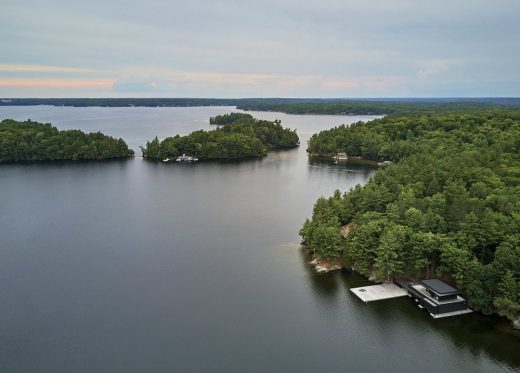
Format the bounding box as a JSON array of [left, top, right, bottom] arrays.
[[1, 0, 519, 98]]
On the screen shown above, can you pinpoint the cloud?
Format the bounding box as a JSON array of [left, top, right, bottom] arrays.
[[361, 77, 409, 92], [0, 78, 114, 88], [321, 80, 359, 90], [105, 73, 316, 97], [0, 64, 98, 73], [173, 71, 321, 88], [112, 80, 158, 92], [415, 59, 459, 81], [1, 0, 519, 97]]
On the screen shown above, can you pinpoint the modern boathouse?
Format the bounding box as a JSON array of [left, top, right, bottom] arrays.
[[407, 279, 472, 318]]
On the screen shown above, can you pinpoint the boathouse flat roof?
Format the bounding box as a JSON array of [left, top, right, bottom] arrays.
[[419, 279, 459, 296], [411, 285, 465, 304]]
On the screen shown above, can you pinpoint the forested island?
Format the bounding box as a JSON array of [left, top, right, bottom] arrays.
[[0, 119, 134, 162], [300, 108, 520, 327], [142, 113, 299, 160], [209, 112, 254, 125]]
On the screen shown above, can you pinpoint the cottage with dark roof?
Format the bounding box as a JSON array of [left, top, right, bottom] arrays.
[[407, 278, 472, 318]]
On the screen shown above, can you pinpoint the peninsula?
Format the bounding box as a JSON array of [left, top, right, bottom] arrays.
[[300, 106, 520, 328]]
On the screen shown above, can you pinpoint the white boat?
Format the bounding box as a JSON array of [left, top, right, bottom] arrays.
[[162, 158, 171, 162], [176, 154, 198, 162], [332, 152, 348, 161]]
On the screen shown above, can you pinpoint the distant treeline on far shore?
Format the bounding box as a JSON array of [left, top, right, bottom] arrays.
[[2, 97, 520, 116]]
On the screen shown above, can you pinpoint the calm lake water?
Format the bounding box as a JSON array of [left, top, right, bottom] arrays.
[[0, 106, 518, 372]]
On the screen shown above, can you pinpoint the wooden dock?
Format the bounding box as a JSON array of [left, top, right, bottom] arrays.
[[350, 283, 408, 303]]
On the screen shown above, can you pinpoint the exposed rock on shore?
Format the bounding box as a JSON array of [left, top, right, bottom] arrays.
[[310, 258, 342, 273]]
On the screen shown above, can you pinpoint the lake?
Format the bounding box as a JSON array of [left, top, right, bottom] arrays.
[[0, 106, 518, 372]]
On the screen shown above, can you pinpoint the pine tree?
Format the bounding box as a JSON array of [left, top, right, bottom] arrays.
[[372, 225, 405, 283]]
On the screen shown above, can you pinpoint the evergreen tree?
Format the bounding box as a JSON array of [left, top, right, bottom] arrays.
[[372, 225, 405, 282]]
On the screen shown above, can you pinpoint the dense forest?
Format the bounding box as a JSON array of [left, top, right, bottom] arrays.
[[142, 114, 299, 160], [300, 108, 520, 325], [237, 101, 520, 116], [0, 119, 134, 162]]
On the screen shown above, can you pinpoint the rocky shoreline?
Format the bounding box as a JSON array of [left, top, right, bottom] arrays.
[[309, 257, 343, 273]]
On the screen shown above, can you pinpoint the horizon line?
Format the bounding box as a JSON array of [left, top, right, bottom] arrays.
[[2, 96, 520, 100]]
